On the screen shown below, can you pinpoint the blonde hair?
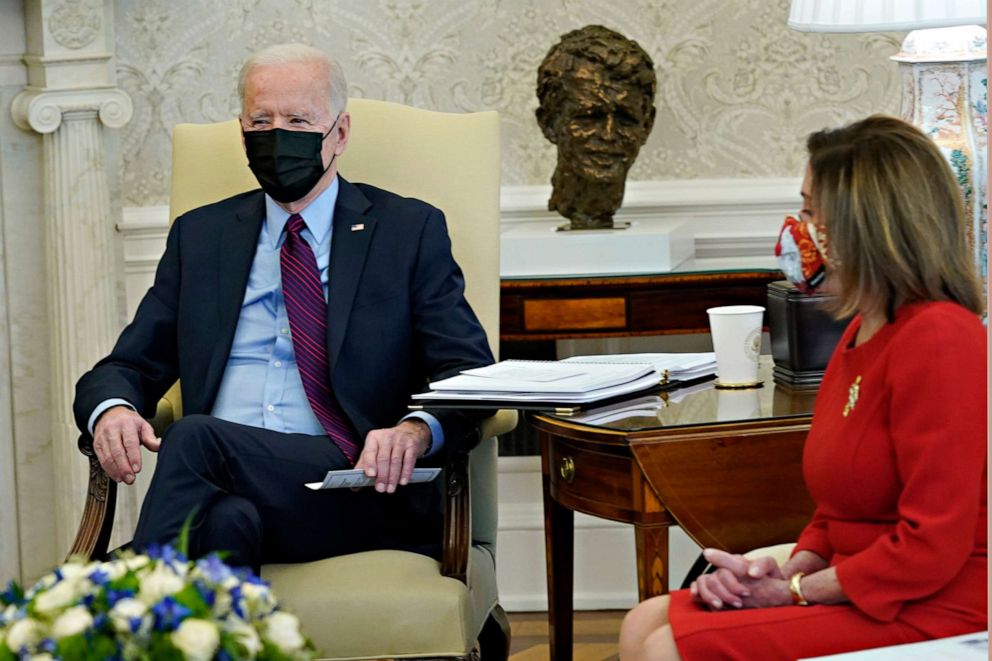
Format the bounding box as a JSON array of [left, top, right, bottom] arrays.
[[238, 43, 348, 116], [807, 114, 984, 320]]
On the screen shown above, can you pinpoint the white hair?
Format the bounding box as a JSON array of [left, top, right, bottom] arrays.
[[238, 43, 348, 116]]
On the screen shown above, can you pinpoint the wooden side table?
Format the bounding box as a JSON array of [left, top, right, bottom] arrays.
[[532, 360, 817, 661], [500, 259, 782, 355]]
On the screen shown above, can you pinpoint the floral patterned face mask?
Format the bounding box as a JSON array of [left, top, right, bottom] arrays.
[[774, 214, 828, 294]]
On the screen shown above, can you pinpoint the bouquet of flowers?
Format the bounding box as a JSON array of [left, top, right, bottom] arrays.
[[0, 545, 315, 660]]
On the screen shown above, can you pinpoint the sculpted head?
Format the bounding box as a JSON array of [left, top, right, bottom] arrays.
[[536, 26, 657, 228]]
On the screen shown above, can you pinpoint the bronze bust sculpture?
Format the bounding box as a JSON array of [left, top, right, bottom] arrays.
[[536, 25, 657, 230]]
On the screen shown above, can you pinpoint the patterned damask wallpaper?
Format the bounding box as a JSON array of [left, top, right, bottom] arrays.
[[113, 0, 904, 206]]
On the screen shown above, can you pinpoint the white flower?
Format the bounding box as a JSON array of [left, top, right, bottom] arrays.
[[123, 555, 150, 573], [171, 618, 219, 661], [5, 617, 43, 652], [240, 582, 276, 618], [30, 655, 54, 661], [265, 611, 305, 654], [24, 573, 57, 599], [109, 598, 149, 635], [56, 561, 94, 582], [99, 559, 128, 582], [51, 605, 93, 639], [137, 564, 184, 605], [33, 577, 82, 615], [212, 589, 233, 618], [224, 618, 262, 657]]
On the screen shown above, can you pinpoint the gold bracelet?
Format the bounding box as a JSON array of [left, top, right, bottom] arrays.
[[789, 571, 809, 606]]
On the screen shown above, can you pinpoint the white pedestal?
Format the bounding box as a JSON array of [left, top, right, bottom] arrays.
[[500, 218, 694, 277]]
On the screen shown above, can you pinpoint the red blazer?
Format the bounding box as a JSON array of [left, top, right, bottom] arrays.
[[796, 301, 987, 634]]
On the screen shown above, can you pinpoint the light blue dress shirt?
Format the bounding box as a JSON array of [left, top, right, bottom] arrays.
[[90, 176, 442, 455]]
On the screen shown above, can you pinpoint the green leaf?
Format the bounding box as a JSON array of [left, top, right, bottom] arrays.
[[172, 584, 210, 618], [56, 633, 90, 660], [87, 634, 119, 661], [259, 640, 296, 661], [147, 631, 185, 661], [175, 509, 199, 558]]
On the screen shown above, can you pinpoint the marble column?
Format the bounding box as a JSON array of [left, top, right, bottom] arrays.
[[11, 0, 135, 557]]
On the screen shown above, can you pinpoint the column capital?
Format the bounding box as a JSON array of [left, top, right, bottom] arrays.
[[11, 86, 132, 134]]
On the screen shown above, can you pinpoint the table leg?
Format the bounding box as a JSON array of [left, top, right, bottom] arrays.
[[634, 524, 670, 601], [541, 439, 574, 661]]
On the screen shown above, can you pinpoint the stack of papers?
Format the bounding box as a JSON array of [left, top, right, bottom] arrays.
[[411, 360, 660, 404], [563, 352, 716, 383], [411, 353, 716, 407]]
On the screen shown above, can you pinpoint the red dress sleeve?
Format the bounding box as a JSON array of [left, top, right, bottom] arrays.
[[834, 307, 987, 622]]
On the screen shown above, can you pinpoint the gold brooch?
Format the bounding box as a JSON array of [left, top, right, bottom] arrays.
[[843, 376, 861, 417]]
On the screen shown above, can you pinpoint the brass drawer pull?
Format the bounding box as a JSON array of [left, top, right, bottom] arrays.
[[559, 456, 575, 483]]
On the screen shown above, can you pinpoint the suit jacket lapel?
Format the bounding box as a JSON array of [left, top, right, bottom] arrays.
[[328, 178, 376, 368], [204, 191, 265, 404]]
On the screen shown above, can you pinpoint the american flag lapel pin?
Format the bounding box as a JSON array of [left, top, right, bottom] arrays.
[[351, 223, 365, 232]]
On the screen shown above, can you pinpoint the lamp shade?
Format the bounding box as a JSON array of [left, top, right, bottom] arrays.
[[788, 0, 986, 32]]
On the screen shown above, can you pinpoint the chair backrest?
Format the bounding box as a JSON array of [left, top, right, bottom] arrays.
[[169, 99, 502, 354], [168, 99, 503, 549]]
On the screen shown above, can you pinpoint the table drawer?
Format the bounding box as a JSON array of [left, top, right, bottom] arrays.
[[524, 298, 626, 331], [547, 438, 636, 519]]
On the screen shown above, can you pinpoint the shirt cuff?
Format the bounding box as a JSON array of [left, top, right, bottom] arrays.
[[402, 411, 444, 457], [88, 398, 136, 436]]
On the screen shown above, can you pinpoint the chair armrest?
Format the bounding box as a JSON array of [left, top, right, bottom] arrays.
[[67, 435, 118, 562], [440, 410, 518, 583], [441, 447, 471, 583], [479, 409, 517, 441], [67, 386, 179, 562], [148, 396, 177, 438]]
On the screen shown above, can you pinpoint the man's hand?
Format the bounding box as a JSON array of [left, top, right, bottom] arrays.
[[355, 419, 432, 494], [92, 406, 160, 484]]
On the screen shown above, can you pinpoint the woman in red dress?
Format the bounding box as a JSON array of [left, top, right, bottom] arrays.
[[618, 115, 987, 660]]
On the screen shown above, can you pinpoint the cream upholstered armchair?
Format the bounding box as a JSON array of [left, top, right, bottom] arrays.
[[70, 99, 518, 660]]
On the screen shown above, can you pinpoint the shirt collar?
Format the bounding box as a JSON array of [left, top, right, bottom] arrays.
[[264, 175, 339, 248]]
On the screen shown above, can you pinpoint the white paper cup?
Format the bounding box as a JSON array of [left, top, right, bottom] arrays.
[[707, 305, 764, 387]]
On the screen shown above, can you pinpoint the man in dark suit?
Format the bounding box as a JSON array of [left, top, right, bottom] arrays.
[[73, 43, 493, 571]]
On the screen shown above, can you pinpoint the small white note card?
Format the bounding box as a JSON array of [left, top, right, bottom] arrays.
[[305, 468, 442, 490]]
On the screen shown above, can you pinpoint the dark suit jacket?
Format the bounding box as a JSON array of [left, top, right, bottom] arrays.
[[74, 178, 494, 458]]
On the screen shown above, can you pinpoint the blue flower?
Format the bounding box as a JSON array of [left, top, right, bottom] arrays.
[[194, 580, 216, 608], [88, 568, 110, 586], [229, 585, 246, 619], [39, 638, 57, 654], [129, 616, 144, 634], [157, 544, 187, 567], [195, 554, 233, 584], [106, 588, 135, 607], [243, 573, 269, 587], [151, 596, 192, 631], [93, 613, 110, 631], [0, 579, 24, 606]]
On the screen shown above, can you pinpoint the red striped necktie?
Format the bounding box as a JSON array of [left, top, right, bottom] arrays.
[[280, 213, 360, 463]]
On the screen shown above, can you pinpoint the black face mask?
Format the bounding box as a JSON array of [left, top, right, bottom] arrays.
[[243, 116, 339, 203]]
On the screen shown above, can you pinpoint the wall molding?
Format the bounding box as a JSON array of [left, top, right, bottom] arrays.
[[501, 177, 800, 220], [120, 176, 797, 302]]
